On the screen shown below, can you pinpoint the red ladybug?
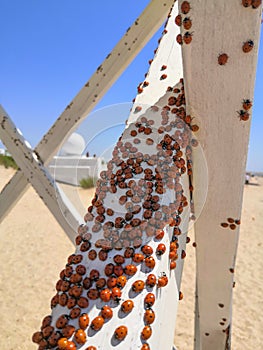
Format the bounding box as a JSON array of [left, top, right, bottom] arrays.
[[78, 313, 89, 329], [107, 276, 117, 288], [74, 329, 87, 344], [113, 265, 124, 277], [104, 263, 114, 276], [132, 280, 145, 293], [42, 325, 54, 338], [132, 253, 145, 263], [111, 287, 122, 302], [124, 247, 135, 258], [121, 299, 134, 313], [56, 314, 69, 329], [218, 53, 229, 65], [70, 307, 81, 319], [181, 1, 191, 14], [113, 254, 125, 265], [77, 296, 89, 309], [144, 293, 155, 307], [144, 309, 156, 325], [86, 347, 97, 350], [242, 0, 252, 6], [242, 40, 254, 53], [141, 344, 151, 350], [91, 316, 104, 331], [176, 34, 183, 45], [141, 325, 152, 340], [90, 269, 100, 281], [114, 325, 128, 340], [175, 14, 182, 26], [100, 288, 112, 302], [144, 256, 156, 269], [116, 275, 127, 288], [237, 110, 250, 121], [141, 245, 153, 256], [32, 331, 43, 344], [76, 264, 86, 275], [156, 243, 166, 256], [243, 99, 252, 110], [155, 229, 164, 240], [157, 273, 168, 288], [100, 305, 113, 319], [124, 264, 137, 276], [146, 274, 157, 287], [41, 315, 52, 329], [252, 0, 261, 8], [96, 277, 106, 290], [183, 17, 192, 30], [87, 288, 99, 300], [183, 32, 193, 44]]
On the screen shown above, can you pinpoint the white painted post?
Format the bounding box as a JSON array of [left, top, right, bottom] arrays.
[[178, 0, 262, 348]]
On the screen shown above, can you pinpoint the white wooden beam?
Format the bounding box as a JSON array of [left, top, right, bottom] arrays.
[[0, 0, 175, 227], [0, 106, 82, 243], [179, 0, 262, 348]]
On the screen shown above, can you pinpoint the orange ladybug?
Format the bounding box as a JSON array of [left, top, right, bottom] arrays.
[[156, 243, 166, 256], [144, 309, 156, 325], [141, 343, 151, 350], [91, 316, 104, 331], [107, 276, 117, 288], [101, 305, 113, 319], [87, 288, 99, 300], [56, 314, 69, 329], [132, 280, 145, 293], [183, 31, 193, 44], [237, 110, 250, 121], [155, 229, 164, 240], [113, 254, 125, 265], [116, 275, 127, 289], [114, 325, 128, 340], [124, 264, 137, 276], [218, 53, 229, 65], [157, 273, 168, 288], [242, 40, 254, 53], [181, 1, 191, 14], [175, 14, 182, 26], [111, 287, 122, 302], [141, 325, 152, 340], [144, 256, 156, 269], [57, 337, 69, 349], [183, 17, 192, 30], [121, 299, 134, 313], [100, 288, 112, 302], [132, 253, 145, 263], [146, 274, 157, 287], [243, 99, 252, 110], [74, 329, 87, 344], [79, 313, 89, 329], [141, 245, 153, 256], [144, 293, 155, 307], [66, 340, 77, 349]]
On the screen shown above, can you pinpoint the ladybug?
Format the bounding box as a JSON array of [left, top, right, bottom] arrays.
[[116, 275, 127, 288], [121, 299, 134, 313], [124, 264, 137, 276], [181, 1, 191, 14], [76, 264, 86, 275], [48, 331, 61, 347], [242, 40, 254, 53], [113, 254, 125, 265], [144, 256, 156, 269], [155, 229, 164, 240], [88, 249, 97, 260], [132, 280, 145, 293], [57, 337, 69, 349], [156, 243, 166, 256], [90, 269, 100, 281], [66, 340, 77, 349], [175, 14, 182, 26], [32, 331, 43, 344], [144, 309, 156, 325], [179, 291, 184, 300], [243, 99, 252, 110], [170, 261, 177, 269], [218, 53, 229, 65], [242, 0, 252, 6], [56, 314, 69, 329], [252, 0, 261, 8], [78, 313, 89, 329], [237, 110, 250, 121], [141, 344, 151, 350], [101, 305, 113, 319], [141, 245, 153, 256], [104, 263, 114, 276], [107, 276, 117, 288], [77, 296, 89, 309], [183, 31, 193, 44], [132, 253, 145, 263], [111, 287, 122, 302], [98, 249, 108, 261], [96, 278, 106, 290], [42, 325, 54, 338], [74, 329, 87, 344], [176, 34, 183, 45], [87, 288, 99, 300], [183, 17, 192, 30], [100, 288, 112, 302], [146, 274, 157, 287], [157, 273, 168, 288], [91, 316, 104, 331], [141, 325, 152, 340], [70, 307, 81, 319], [86, 347, 97, 350], [41, 315, 52, 329], [181, 250, 186, 259], [114, 325, 128, 340]]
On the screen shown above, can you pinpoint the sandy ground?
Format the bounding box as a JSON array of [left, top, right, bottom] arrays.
[[0, 166, 262, 349]]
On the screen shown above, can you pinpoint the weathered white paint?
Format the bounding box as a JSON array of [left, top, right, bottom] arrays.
[[178, 0, 262, 348], [0, 0, 174, 233]]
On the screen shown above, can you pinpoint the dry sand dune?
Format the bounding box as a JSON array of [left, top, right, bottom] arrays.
[[0, 166, 262, 349]]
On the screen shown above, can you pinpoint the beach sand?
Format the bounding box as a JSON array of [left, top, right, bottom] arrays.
[[0, 166, 262, 349]]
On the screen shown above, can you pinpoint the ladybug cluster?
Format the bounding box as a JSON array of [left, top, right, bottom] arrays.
[[237, 99, 253, 121], [220, 218, 241, 230], [175, 1, 193, 45], [242, 0, 262, 9], [32, 78, 195, 349]]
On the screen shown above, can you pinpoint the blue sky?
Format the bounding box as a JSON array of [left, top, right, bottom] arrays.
[[1, 1, 262, 171]]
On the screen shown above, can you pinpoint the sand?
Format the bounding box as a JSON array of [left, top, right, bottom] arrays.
[[0, 166, 262, 349]]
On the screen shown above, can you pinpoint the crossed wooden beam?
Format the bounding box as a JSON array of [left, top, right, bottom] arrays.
[[0, 0, 175, 244]]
